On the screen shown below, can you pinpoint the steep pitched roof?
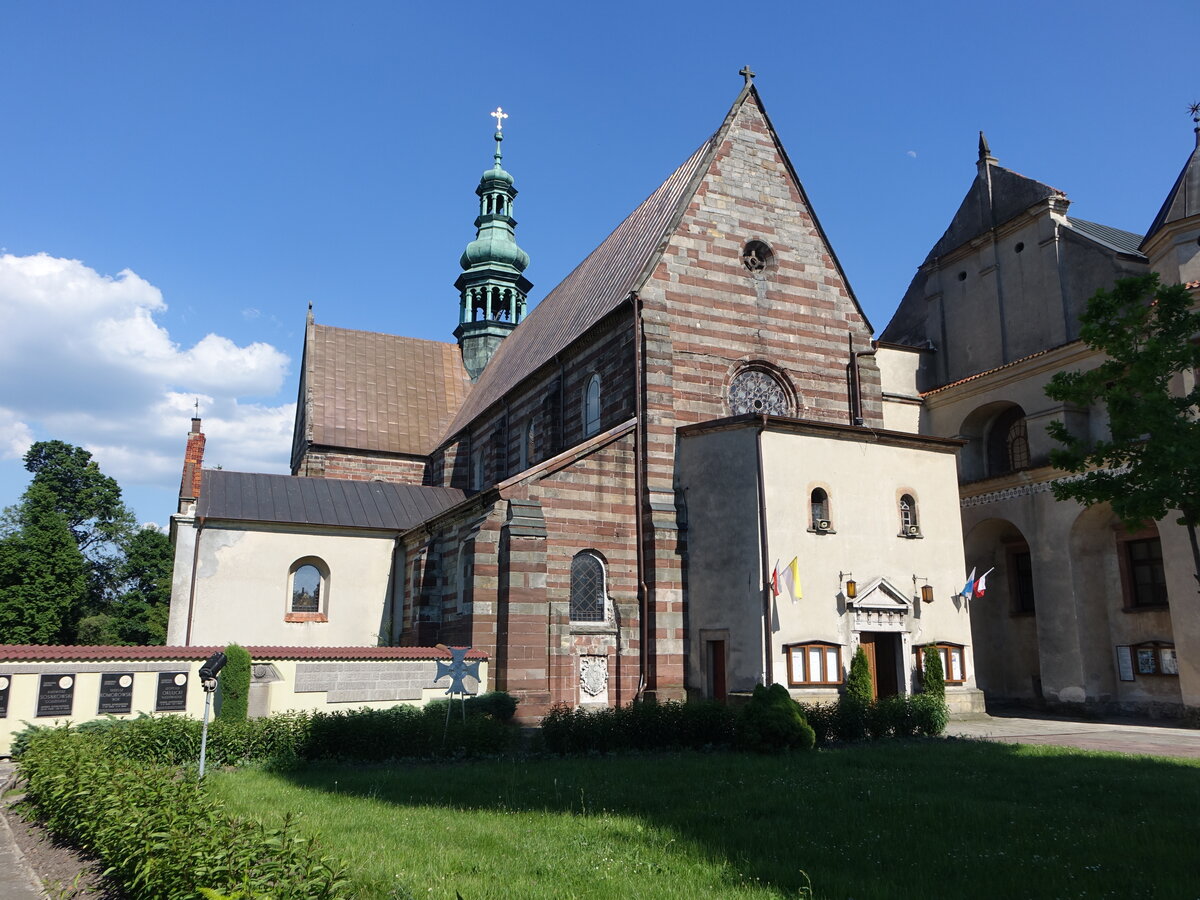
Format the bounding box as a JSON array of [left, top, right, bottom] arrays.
[[440, 85, 865, 440], [298, 323, 472, 457], [198, 470, 465, 530], [924, 160, 1065, 263], [440, 137, 717, 438], [1141, 135, 1200, 250]]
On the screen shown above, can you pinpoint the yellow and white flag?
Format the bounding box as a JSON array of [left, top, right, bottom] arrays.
[[779, 556, 801, 602]]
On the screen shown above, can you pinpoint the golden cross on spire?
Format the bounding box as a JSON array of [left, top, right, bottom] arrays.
[[490, 106, 508, 131]]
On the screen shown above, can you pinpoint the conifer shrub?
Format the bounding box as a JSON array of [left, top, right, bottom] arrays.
[[921, 645, 946, 699], [736, 683, 816, 753], [217, 643, 251, 723], [845, 646, 874, 707]]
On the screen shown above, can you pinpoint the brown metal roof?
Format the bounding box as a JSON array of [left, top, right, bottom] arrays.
[[0, 645, 487, 661], [198, 470, 465, 530], [303, 324, 472, 456], [440, 133, 719, 438]]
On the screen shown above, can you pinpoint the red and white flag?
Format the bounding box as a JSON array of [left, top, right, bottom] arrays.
[[973, 567, 995, 598]]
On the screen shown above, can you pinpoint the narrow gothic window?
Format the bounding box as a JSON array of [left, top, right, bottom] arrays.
[[570, 551, 606, 622], [583, 374, 601, 437], [810, 488, 830, 530], [900, 494, 918, 534], [525, 420, 536, 468]]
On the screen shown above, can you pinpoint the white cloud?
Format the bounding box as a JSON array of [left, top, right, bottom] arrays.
[[0, 253, 294, 515], [906, 150, 918, 158], [0, 408, 34, 460]]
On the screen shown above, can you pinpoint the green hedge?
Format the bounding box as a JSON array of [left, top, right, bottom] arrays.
[[18, 728, 348, 900], [217, 643, 251, 723], [540, 699, 736, 754], [13, 693, 519, 766], [802, 693, 949, 744]]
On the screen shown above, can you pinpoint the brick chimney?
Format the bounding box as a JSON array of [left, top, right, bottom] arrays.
[[178, 417, 206, 514]]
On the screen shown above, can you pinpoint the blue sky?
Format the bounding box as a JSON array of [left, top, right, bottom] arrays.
[[0, 0, 1196, 525]]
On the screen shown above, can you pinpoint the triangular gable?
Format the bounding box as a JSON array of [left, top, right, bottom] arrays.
[[849, 577, 911, 610], [1141, 143, 1200, 250]]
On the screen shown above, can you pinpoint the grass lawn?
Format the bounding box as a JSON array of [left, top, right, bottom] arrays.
[[209, 739, 1200, 899]]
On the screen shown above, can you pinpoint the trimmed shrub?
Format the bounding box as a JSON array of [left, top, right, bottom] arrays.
[[912, 693, 950, 736], [921, 645, 946, 699], [539, 700, 736, 755], [845, 647, 873, 707], [18, 728, 349, 899], [218, 643, 251, 723], [464, 690, 519, 722], [736, 684, 816, 753]]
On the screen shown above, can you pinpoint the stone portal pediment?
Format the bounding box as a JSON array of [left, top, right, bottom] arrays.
[[847, 577, 911, 631]]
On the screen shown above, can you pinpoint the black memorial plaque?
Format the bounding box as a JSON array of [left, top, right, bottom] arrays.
[[156, 671, 188, 711], [37, 673, 75, 717], [98, 672, 134, 714], [0, 674, 10, 718]]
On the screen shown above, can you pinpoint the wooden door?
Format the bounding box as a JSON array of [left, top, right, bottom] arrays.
[[706, 640, 727, 702], [860, 632, 899, 699], [859, 636, 879, 701]]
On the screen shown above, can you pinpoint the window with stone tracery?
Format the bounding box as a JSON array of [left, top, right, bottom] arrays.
[[728, 366, 791, 417]]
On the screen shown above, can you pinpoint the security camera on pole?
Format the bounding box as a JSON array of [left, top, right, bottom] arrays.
[[197, 651, 226, 779]]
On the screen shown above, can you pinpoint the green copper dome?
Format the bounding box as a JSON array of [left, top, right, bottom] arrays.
[[460, 232, 529, 271]]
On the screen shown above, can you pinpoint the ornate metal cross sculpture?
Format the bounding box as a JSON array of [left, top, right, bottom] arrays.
[[435, 645, 481, 696], [490, 106, 508, 132]]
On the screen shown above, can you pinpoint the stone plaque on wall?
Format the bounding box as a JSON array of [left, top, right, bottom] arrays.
[[156, 672, 188, 711], [98, 673, 135, 714], [0, 674, 10, 718], [37, 674, 75, 717]]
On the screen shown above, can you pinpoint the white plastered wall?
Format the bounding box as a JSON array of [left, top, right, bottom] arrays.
[[170, 521, 399, 647]]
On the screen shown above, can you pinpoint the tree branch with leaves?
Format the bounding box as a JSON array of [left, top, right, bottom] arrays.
[[1045, 274, 1200, 587]]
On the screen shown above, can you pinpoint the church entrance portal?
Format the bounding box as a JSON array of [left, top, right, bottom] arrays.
[[859, 632, 900, 699]]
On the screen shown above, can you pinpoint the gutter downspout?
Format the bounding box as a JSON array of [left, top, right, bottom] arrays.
[[755, 418, 773, 686], [184, 516, 205, 646], [630, 291, 649, 700]]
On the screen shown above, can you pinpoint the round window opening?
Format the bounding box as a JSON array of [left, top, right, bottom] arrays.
[[742, 240, 774, 273], [729, 367, 791, 417]]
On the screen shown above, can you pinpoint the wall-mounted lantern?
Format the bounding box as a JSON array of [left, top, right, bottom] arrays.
[[839, 571, 856, 599]]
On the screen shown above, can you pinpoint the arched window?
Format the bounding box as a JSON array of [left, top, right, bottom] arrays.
[[471, 448, 485, 491], [569, 551, 606, 622], [988, 406, 1030, 475], [810, 488, 831, 531], [287, 558, 329, 622], [583, 374, 601, 437], [899, 494, 919, 535]]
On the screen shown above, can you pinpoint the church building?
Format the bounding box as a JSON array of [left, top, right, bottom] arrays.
[[170, 76, 1200, 720]]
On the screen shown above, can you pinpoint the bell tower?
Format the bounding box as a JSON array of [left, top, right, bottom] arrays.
[[454, 107, 532, 381]]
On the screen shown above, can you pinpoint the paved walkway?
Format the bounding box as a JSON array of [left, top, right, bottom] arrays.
[[0, 762, 45, 900], [946, 710, 1200, 758]]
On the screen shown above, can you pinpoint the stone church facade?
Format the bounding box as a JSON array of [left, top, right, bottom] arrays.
[[168, 79, 1200, 719]]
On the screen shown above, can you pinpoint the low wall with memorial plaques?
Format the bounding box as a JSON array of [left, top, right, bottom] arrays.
[[0, 645, 489, 756]]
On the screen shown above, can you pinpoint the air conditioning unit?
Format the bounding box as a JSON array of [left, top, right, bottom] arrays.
[[817, 519, 832, 532], [906, 524, 921, 536]]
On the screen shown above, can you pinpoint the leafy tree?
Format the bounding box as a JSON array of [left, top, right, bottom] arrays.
[[21, 440, 136, 557], [1045, 274, 1200, 585], [0, 482, 88, 643], [1, 441, 172, 644], [218, 644, 252, 722]]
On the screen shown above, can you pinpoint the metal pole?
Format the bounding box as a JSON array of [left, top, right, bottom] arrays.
[[198, 682, 214, 779]]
